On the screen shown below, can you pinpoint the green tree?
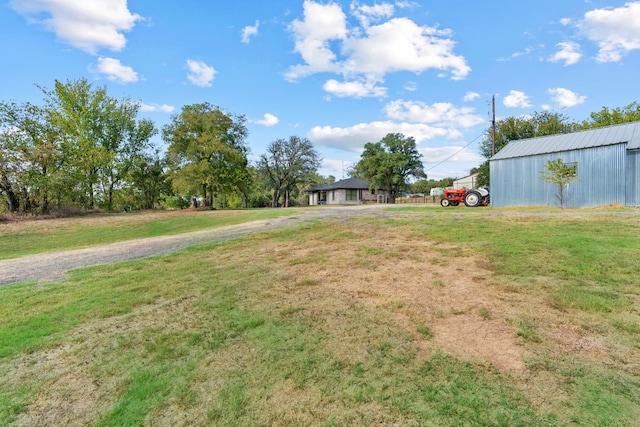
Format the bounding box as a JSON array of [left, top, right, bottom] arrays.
[[0, 100, 62, 213], [101, 115, 157, 210], [579, 101, 640, 128], [257, 136, 321, 207], [42, 78, 156, 209], [126, 149, 170, 210], [477, 111, 577, 187], [352, 133, 426, 203], [539, 158, 579, 209], [163, 103, 250, 208], [412, 178, 453, 195]]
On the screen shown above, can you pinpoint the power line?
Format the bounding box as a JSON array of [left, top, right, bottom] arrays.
[[424, 131, 484, 173]]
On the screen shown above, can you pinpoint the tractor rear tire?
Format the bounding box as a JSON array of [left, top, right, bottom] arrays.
[[440, 198, 450, 207], [464, 191, 481, 207]]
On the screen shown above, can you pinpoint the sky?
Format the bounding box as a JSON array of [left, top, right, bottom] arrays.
[[2, 0, 640, 180]]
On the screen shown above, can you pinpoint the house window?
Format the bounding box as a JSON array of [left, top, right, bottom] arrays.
[[346, 189, 357, 201], [332, 191, 335, 201]]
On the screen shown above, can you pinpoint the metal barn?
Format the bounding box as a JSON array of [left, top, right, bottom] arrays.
[[490, 121, 640, 208]]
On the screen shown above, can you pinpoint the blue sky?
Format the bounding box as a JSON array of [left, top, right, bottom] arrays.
[[2, 0, 640, 180]]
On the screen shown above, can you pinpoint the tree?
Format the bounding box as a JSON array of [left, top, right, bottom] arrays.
[[42, 78, 157, 209], [579, 101, 640, 128], [163, 103, 250, 208], [126, 149, 170, 210], [476, 111, 577, 187], [100, 115, 157, 211], [257, 136, 321, 207], [539, 158, 579, 209], [0, 100, 62, 213], [0, 79, 162, 213], [412, 177, 453, 195], [352, 133, 426, 203]]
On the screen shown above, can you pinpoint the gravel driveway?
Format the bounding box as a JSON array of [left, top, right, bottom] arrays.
[[0, 205, 400, 286]]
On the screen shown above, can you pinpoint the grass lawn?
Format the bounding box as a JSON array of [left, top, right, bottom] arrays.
[[1, 207, 639, 425]]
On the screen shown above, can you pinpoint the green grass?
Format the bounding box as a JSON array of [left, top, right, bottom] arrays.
[[1, 207, 640, 425], [0, 208, 300, 259]]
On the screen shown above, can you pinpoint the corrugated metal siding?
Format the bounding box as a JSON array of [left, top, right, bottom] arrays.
[[490, 143, 627, 208], [627, 150, 640, 206], [491, 121, 640, 160]]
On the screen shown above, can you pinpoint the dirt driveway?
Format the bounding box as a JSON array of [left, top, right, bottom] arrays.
[[0, 205, 407, 286]]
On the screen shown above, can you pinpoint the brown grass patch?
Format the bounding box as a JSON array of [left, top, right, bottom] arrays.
[[259, 223, 527, 372], [6, 296, 204, 426]]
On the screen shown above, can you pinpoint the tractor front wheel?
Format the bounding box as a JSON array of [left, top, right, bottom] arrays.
[[440, 198, 450, 207], [464, 191, 481, 207]]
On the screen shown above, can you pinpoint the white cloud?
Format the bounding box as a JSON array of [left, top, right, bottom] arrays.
[[90, 57, 138, 83], [463, 91, 480, 102], [548, 88, 586, 108], [323, 79, 387, 98], [350, 1, 395, 27], [548, 41, 582, 66], [255, 113, 279, 127], [308, 120, 460, 152], [286, 0, 470, 97], [138, 102, 175, 113], [578, 2, 640, 62], [384, 100, 484, 128], [342, 17, 470, 80], [9, 0, 141, 54], [503, 90, 532, 108], [320, 158, 353, 178], [285, 0, 347, 80], [404, 81, 417, 92], [186, 59, 217, 87], [241, 20, 259, 44]]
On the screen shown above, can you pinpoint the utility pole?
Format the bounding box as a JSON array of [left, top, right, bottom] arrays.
[[491, 95, 496, 156]]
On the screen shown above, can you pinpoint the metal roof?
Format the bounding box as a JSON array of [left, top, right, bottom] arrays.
[[490, 121, 640, 161], [306, 177, 372, 192]]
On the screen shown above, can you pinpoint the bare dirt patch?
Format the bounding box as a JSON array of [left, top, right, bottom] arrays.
[[261, 222, 528, 372]]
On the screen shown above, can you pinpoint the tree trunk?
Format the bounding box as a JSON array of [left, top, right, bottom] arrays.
[[1, 175, 20, 212], [89, 182, 95, 208], [4, 189, 19, 212], [107, 182, 115, 211]]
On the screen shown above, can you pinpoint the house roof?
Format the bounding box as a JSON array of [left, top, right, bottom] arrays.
[[490, 121, 640, 161], [453, 172, 478, 182], [306, 177, 372, 192]]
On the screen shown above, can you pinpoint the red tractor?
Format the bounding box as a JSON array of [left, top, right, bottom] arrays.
[[440, 187, 490, 207]]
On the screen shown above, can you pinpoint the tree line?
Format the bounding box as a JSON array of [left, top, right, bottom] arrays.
[[0, 78, 431, 214], [0, 79, 331, 214], [4, 78, 636, 214]]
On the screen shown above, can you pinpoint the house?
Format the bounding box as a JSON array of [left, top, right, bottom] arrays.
[[306, 177, 387, 205], [489, 121, 640, 208], [453, 173, 478, 190]]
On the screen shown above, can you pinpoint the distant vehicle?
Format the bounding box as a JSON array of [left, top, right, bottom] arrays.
[[430, 188, 444, 196]]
